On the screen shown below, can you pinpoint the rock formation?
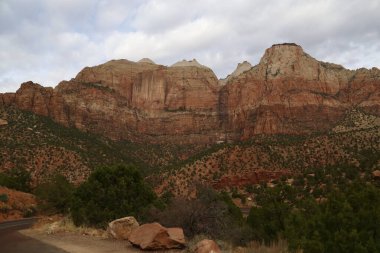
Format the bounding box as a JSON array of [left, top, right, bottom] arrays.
[[107, 216, 139, 240], [1, 43, 379, 144], [373, 170, 380, 180], [0, 119, 7, 126], [219, 43, 380, 139], [128, 222, 186, 250], [219, 60, 252, 85], [194, 239, 221, 253]]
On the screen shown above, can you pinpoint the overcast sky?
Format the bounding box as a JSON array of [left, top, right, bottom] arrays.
[[1, 0, 379, 92]]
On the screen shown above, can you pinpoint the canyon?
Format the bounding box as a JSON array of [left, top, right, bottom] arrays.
[[1, 43, 380, 145]]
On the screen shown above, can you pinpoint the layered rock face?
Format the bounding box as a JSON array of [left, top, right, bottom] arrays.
[[220, 43, 380, 139], [1, 43, 379, 144], [3, 59, 221, 143]]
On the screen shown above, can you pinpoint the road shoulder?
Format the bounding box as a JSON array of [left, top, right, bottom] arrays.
[[20, 229, 139, 253]]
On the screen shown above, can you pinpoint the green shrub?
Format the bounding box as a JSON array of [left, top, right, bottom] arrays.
[[23, 206, 37, 217], [71, 164, 156, 228], [286, 181, 380, 253], [34, 174, 74, 214], [246, 165, 380, 252], [0, 167, 31, 192], [147, 185, 249, 245], [0, 193, 8, 203]]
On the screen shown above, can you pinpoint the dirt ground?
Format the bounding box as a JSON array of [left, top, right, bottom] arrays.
[[20, 229, 185, 253], [0, 186, 37, 222]]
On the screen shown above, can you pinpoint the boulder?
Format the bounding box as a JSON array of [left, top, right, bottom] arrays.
[[194, 239, 221, 253], [128, 222, 185, 250], [0, 119, 7, 126], [372, 170, 380, 179], [107, 216, 139, 240]]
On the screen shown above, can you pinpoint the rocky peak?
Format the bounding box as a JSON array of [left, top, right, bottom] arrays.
[[254, 43, 323, 81], [13, 81, 55, 117], [220, 61, 252, 85], [138, 58, 156, 64], [73, 59, 160, 98], [234, 61, 253, 74], [18, 81, 45, 91], [260, 43, 310, 66], [171, 59, 209, 69]]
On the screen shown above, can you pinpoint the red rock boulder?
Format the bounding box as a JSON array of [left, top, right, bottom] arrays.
[[128, 222, 185, 250]]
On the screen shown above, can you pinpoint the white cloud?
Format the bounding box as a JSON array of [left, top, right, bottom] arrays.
[[0, 0, 379, 92], [105, 17, 228, 63]]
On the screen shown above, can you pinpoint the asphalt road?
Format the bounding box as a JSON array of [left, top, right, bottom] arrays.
[[0, 218, 68, 253]]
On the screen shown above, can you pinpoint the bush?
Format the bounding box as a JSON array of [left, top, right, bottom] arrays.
[[247, 183, 295, 243], [147, 185, 250, 244], [286, 181, 380, 253], [0, 193, 8, 203], [34, 174, 74, 214], [0, 167, 31, 192], [71, 164, 156, 228], [23, 206, 37, 218], [246, 165, 380, 252]]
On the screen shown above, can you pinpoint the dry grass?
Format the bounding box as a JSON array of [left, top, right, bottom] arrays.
[[186, 235, 294, 253], [223, 239, 295, 253], [33, 216, 108, 238]]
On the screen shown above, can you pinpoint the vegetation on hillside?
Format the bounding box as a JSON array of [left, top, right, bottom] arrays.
[[0, 106, 203, 184], [34, 173, 74, 214], [246, 164, 380, 253], [157, 122, 380, 196], [147, 185, 248, 243], [0, 167, 31, 192], [70, 164, 157, 228], [1, 105, 380, 252]]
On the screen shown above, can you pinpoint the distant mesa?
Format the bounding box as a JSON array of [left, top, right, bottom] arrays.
[[220, 61, 252, 85], [138, 58, 156, 64], [229, 60, 252, 77], [171, 59, 209, 69]]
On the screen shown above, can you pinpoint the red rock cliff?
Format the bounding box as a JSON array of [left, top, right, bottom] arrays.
[[2, 44, 379, 144], [219, 43, 380, 140]]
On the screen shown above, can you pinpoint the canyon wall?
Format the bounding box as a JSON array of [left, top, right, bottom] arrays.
[[1, 43, 379, 144]]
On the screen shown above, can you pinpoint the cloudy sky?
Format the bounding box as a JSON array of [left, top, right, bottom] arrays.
[[1, 0, 379, 92]]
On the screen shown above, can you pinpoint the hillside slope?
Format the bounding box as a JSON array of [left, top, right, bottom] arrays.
[[156, 109, 380, 196], [0, 107, 202, 185]]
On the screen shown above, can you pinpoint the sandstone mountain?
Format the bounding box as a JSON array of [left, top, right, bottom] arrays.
[[219, 60, 252, 85], [1, 43, 379, 145]]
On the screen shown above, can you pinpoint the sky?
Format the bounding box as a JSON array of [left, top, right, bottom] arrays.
[[1, 0, 380, 92]]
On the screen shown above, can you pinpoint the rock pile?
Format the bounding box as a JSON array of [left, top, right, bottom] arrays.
[[128, 222, 186, 250], [107, 217, 186, 250]]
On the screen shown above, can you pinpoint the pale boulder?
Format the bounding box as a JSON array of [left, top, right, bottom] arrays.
[[372, 170, 380, 179], [0, 119, 8, 126], [194, 239, 221, 253], [107, 216, 139, 240]]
